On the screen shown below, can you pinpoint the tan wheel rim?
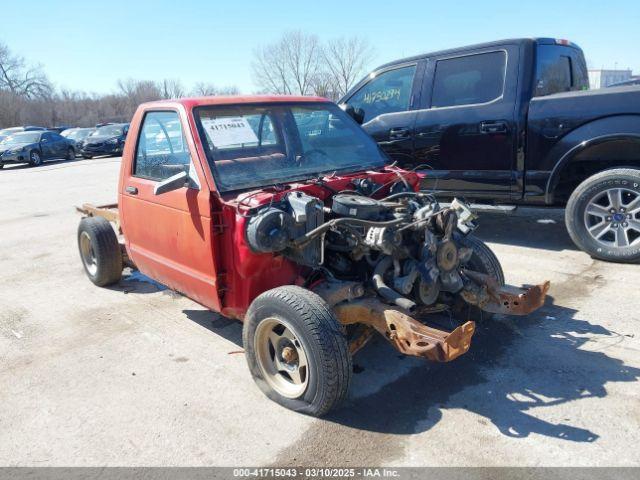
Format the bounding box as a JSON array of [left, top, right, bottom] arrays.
[[254, 317, 309, 399], [79, 231, 97, 276]]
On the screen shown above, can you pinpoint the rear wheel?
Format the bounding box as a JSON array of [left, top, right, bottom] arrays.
[[66, 147, 75, 160], [77, 216, 123, 286], [566, 168, 640, 263], [29, 150, 42, 167], [243, 286, 351, 416]]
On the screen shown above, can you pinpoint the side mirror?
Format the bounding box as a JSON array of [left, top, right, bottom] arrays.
[[154, 170, 188, 195], [41, 138, 48, 143], [340, 104, 365, 125]]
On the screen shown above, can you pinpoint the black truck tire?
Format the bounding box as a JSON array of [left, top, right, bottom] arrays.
[[77, 216, 123, 286], [566, 168, 640, 263], [243, 285, 352, 417]]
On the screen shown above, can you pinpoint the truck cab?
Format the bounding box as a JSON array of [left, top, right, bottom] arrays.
[[341, 38, 640, 262]]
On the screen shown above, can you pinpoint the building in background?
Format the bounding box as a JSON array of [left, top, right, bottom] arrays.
[[588, 69, 633, 89]]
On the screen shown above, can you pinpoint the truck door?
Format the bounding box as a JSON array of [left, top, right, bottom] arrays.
[[342, 62, 422, 164], [119, 109, 221, 311], [413, 45, 520, 199]]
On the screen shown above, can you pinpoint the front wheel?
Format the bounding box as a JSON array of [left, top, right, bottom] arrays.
[[29, 150, 42, 167], [82, 154, 93, 159], [66, 148, 75, 160], [243, 286, 352, 417], [565, 168, 640, 263]]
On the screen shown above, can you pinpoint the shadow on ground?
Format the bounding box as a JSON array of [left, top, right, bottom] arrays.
[[324, 294, 639, 442], [474, 208, 578, 251]]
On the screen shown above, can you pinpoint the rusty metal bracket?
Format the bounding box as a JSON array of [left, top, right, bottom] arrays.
[[334, 298, 475, 362], [461, 270, 550, 315]]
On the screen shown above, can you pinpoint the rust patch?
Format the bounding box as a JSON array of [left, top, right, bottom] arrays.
[[462, 270, 550, 316], [334, 298, 475, 362]]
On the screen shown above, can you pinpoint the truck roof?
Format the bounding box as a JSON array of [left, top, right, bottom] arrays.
[[139, 95, 330, 110], [374, 37, 582, 71]]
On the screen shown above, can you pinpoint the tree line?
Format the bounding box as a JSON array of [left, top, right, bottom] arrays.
[[0, 31, 374, 129]]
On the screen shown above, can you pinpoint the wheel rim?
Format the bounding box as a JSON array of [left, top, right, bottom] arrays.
[[254, 317, 309, 399], [79, 231, 98, 276], [31, 152, 40, 165], [584, 187, 640, 248]]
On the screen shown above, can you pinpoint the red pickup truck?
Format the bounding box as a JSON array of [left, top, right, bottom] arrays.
[[76, 96, 548, 416]]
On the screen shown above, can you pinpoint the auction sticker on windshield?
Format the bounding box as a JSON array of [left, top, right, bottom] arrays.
[[202, 117, 259, 148]]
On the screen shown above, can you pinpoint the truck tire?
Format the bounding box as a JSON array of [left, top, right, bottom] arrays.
[[243, 285, 352, 417], [565, 168, 640, 263], [456, 233, 505, 285], [77, 216, 123, 286], [453, 233, 505, 321]]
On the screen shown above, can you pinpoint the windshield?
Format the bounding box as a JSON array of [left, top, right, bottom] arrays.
[[91, 125, 123, 137], [0, 132, 40, 145], [65, 129, 93, 140], [195, 102, 388, 192]]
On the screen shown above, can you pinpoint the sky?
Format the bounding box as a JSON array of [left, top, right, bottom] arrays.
[[1, 0, 638, 95]]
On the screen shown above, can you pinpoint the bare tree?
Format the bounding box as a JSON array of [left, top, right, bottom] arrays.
[[191, 82, 239, 96], [159, 78, 185, 99], [252, 31, 323, 95], [323, 36, 375, 98], [0, 42, 51, 99]]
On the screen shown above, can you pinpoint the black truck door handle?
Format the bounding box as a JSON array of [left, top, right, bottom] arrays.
[[125, 186, 138, 195], [480, 121, 508, 134], [389, 127, 411, 140]]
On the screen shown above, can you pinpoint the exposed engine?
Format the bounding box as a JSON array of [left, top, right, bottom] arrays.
[[245, 186, 486, 311]]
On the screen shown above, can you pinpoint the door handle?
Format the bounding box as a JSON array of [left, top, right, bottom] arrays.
[[389, 127, 411, 140], [125, 186, 138, 195], [479, 121, 508, 134]]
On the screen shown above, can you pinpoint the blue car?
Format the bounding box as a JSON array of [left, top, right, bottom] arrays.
[[0, 130, 76, 168]]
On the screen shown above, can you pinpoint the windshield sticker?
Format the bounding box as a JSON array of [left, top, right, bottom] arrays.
[[202, 117, 259, 147]]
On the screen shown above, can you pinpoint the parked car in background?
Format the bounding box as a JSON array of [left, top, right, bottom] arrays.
[[81, 123, 129, 159], [61, 127, 96, 154], [340, 37, 640, 263], [0, 126, 46, 142], [0, 130, 75, 168], [48, 125, 74, 133]]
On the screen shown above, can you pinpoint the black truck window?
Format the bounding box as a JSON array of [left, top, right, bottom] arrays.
[[431, 51, 506, 108], [534, 45, 583, 96], [346, 65, 416, 123]]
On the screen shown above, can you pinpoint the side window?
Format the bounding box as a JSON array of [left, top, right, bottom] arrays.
[[535, 45, 574, 96], [431, 51, 506, 108], [571, 54, 589, 91], [347, 65, 416, 123], [134, 111, 192, 181]]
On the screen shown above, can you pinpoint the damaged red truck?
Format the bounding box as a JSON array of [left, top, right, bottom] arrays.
[[76, 96, 549, 416]]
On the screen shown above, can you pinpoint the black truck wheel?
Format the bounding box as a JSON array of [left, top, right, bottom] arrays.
[[77, 216, 123, 286], [243, 285, 352, 416], [566, 168, 640, 263]]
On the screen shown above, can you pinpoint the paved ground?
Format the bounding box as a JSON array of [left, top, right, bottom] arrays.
[[0, 157, 639, 467]]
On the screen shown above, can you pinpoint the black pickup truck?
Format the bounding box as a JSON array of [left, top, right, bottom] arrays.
[[339, 38, 640, 263]]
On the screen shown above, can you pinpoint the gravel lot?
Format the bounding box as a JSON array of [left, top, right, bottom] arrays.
[[0, 157, 639, 467]]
